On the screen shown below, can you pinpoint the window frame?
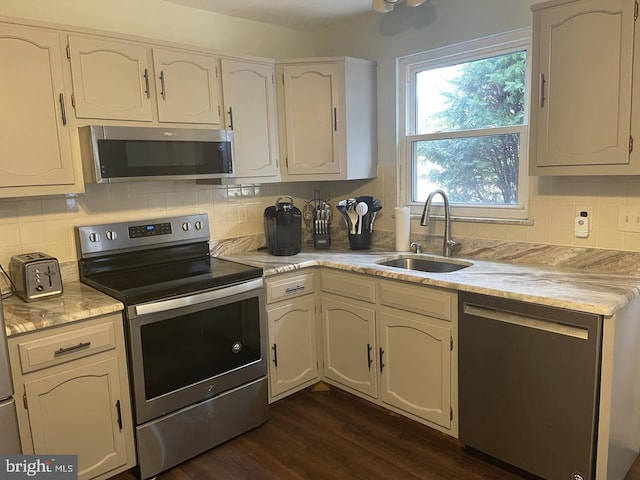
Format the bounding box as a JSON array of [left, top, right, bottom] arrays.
[[398, 28, 532, 221]]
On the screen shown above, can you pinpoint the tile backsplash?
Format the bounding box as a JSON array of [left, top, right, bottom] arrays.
[[3, 164, 640, 272]]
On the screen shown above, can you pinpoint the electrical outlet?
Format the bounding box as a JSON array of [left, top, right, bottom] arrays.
[[618, 206, 640, 232], [238, 205, 248, 224]]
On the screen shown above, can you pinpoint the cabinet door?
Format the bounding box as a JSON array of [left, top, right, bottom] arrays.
[[321, 295, 377, 399], [283, 63, 342, 176], [68, 36, 153, 121], [152, 48, 222, 125], [0, 26, 75, 188], [24, 357, 128, 480], [378, 310, 451, 429], [532, 0, 635, 169], [267, 295, 318, 399], [221, 58, 280, 179]]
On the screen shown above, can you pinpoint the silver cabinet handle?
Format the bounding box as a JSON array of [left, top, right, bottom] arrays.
[[59, 93, 67, 126], [143, 68, 150, 99], [54, 341, 91, 357], [333, 107, 337, 131], [539, 73, 546, 107], [228, 106, 234, 130], [159, 71, 166, 100], [285, 285, 305, 293], [115, 400, 123, 431]]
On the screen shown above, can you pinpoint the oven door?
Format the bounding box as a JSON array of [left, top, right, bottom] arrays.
[[126, 278, 266, 425]]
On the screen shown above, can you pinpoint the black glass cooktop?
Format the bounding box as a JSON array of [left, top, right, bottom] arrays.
[[79, 243, 262, 305]]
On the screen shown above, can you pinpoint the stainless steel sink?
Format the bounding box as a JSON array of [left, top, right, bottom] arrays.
[[376, 257, 470, 273]]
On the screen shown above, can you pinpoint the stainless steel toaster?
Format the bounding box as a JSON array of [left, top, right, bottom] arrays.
[[9, 253, 63, 302]]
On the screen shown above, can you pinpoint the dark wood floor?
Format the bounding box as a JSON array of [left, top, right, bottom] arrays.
[[113, 384, 640, 480]]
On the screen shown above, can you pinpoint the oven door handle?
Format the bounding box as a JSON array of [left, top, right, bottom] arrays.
[[132, 278, 263, 317]]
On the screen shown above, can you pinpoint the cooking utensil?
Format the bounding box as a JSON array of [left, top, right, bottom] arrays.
[[336, 204, 352, 231], [343, 198, 358, 234], [369, 200, 382, 233], [355, 201, 368, 234]]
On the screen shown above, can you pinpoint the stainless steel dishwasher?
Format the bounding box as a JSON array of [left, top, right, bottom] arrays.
[[459, 292, 602, 480]]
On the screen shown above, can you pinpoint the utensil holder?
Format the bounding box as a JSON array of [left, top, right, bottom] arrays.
[[348, 232, 371, 250]]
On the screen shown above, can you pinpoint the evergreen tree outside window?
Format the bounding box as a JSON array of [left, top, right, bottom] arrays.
[[399, 29, 531, 220]]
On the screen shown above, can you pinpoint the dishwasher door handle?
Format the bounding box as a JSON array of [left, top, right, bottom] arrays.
[[463, 304, 589, 340]]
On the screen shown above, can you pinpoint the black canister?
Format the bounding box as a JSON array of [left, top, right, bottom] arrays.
[[264, 196, 302, 256]]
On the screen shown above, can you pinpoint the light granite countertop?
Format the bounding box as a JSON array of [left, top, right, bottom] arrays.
[[223, 250, 640, 317], [4, 245, 640, 338], [3, 281, 124, 337]]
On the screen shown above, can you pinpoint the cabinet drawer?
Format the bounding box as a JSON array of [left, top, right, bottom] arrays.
[[17, 321, 116, 374], [266, 272, 315, 304], [321, 270, 376, 303], [379, 280, 454, 321]]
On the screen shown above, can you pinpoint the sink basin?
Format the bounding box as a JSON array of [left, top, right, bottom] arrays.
[[376, 257, 470, 273]]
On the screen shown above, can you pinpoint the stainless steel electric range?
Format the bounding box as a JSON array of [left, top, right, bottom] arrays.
[[76, 214, 268, 480]]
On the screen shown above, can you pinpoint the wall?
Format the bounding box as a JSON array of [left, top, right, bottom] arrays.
[[315, 0, 640, 253], [0, 0, 314, 58]]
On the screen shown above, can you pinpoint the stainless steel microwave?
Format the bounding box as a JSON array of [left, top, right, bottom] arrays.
[[79, 125, 234, 183]]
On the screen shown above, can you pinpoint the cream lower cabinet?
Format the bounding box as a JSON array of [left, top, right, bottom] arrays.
[[320, 269, 378, 399], [321, 295, 377, 399], [0, 23, 80, 197], [320, 270, 457, 435], [378, 310, 452, 429], [8, 313, 135, 480], [265, 271, 319, 402]]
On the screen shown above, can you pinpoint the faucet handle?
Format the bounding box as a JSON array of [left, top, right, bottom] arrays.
[[410, 242, 422, 254]]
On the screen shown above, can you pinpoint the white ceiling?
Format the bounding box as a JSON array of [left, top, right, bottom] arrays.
[[162, 0, 374, 31]]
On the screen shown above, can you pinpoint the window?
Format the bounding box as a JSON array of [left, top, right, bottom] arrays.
[[399, 29, 531, 220]]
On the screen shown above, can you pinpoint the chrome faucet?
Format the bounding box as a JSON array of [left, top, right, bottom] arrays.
[[420, 189, 456, 257]]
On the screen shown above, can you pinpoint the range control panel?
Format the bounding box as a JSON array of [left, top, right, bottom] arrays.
[[129, 222, 173, 238], [76, 214, 210, 257]]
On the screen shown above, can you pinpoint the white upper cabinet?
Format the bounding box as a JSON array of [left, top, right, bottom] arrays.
[[0, 24, 80, 197], [152, 48, 222, 125], [220, 58, 280, 181], [530, 0, 638, 175], [278, 57, 377, 181], [68, 36, 153, 122], [68, 37, 223, 126]]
